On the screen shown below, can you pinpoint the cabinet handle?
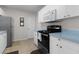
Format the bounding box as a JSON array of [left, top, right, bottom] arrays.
[[60, 46, 62, 48], [56, 44, 58, 46], [64, 16, 66, 17], [67, 15, 70, 16]]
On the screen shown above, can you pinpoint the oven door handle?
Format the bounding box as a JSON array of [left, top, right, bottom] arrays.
[[42, 34, 48, 36]]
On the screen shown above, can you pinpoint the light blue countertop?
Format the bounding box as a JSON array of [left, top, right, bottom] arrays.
[[50, 29, 79, 43]]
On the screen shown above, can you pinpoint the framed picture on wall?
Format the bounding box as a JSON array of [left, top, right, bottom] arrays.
[[20, 17, 24, 27]]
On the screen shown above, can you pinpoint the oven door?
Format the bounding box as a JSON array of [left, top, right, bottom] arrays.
[[38, 40, 49, 54], [38, 33, 49, 53], [41, 34, 49, 49]]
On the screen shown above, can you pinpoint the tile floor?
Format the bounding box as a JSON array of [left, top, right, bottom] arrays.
[[4, 38, 38, 54]]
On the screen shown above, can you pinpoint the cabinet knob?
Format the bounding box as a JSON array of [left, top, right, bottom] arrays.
[[60, 46, 62, 48], [56, 44, 58, 46]]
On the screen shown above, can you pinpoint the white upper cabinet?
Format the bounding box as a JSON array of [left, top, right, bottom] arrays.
[[43, 9, 56, 22], [56, 5, 67, 20], [38, 5, 79, 23], [38, 5, 58, 23], [65, 5, 79, 18], [50, 35, 79, 54], [57, 5, 79, 20]]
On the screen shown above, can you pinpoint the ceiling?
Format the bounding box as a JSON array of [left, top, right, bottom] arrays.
[[0, 5, 45, 13]]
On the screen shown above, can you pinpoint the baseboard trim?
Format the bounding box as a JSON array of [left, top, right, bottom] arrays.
[[13, 38, 34, 42]]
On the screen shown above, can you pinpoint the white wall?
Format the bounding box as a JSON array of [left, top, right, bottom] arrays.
[[2, 8, 36, 41]]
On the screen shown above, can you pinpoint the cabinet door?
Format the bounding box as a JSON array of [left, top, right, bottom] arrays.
[[56, 5, 67, 20], [38, 6, 51, 23], [59, 39, 79, 54], [50, 36, 59, 54], [65, 5, 79, 18], [38, 5, 58, 23], [38, 5, 66, 22], [56, 5, 79, 20]]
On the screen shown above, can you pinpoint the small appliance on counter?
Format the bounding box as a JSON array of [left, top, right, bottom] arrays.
[[31, 25, 62, 54], [47, 25, 61, 33]]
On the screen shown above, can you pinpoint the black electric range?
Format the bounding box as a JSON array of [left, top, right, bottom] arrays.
[[37, 25, 62, 54]]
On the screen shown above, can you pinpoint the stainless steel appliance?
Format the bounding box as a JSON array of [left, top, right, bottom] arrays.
[[47, 25, 61, 33]]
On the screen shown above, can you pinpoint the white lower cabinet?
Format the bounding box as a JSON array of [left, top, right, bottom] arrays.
[[50, 36, 59, 54], [50, 36, 79, 54], [60, 39, 79, 54]]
